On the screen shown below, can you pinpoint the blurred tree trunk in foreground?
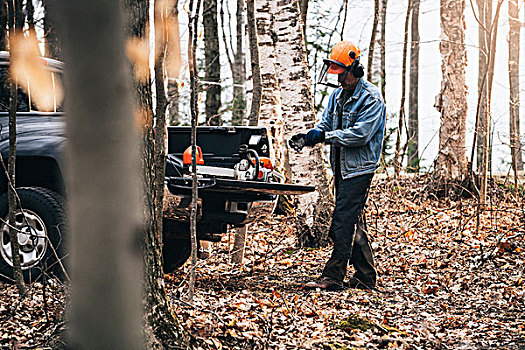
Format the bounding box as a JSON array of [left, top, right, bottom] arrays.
[[58, 0, 142, 348]]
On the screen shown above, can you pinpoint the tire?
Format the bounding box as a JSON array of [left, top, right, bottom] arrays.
[[0, 187, 66, 282], [162, 236, 191, 273]]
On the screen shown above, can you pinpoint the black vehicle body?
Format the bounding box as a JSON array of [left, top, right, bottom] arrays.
[[0, 52, 314, 279]]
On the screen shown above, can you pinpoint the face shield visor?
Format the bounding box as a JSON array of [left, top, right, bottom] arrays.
[[318, 59, 348, 88]]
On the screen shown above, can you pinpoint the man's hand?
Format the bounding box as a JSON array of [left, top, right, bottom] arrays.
[[289, 133, 306, 152], [304, 129, 325, 146]]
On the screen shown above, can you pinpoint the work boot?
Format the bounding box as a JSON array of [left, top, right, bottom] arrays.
[[304, 277, 344, 291], [345, 276, 375, 290]]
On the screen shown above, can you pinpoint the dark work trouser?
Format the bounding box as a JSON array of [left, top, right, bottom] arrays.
[[321, 172, 376, 287]]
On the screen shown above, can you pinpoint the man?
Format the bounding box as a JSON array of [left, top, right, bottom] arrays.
[[289, 41, 386, 291]]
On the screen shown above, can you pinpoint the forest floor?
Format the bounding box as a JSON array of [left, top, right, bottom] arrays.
[[0, 177, 524, 349]]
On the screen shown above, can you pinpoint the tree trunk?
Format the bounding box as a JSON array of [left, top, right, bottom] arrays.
[[436, 0, 467, 179], [167, 0, 181, 126], [0, 1, 6, 51], [475, 0, 490, 171], [26, 0, 34, 30], [508, 0, 522, 178], [247, 0, 261, 127], [379, 0, 388, 100], [7, 0, 25, 295], [255, 0, 286, 173], [125, 0, 188, 347], [43, 0, 60, 59], [367, 0, 379, 82], [57, 0, 142, 347], [187, 0, 202, 304], [232, 0, 261, 264], [479, 0, 503, 203], [167, 83, 180, 125], [231, 0, 246, 126], [393, 0, 411, 176], [272, 0, 333, 247], [407, 0, 419, 172], [231, 226, 247, 264], [299, 0, 308, 42], [204, 0, 221, 125]]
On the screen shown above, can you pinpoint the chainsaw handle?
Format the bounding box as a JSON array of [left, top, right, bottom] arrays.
[[247, 149, 260, 181]]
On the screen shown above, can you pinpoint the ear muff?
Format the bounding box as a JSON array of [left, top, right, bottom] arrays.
[[348, 51, 365, 79]]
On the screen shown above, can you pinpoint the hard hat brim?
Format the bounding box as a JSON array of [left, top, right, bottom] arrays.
[[323, 59, 347, 74]]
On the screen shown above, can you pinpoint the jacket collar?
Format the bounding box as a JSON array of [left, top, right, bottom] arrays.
[[335, 78, 363, 103]]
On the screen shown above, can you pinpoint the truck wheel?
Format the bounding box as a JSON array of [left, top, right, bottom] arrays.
[[0, 187, 66, 282], [162, 237, 191, 273]]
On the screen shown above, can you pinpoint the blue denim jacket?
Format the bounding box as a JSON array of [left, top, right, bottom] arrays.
[[315, 78, 386, 179]]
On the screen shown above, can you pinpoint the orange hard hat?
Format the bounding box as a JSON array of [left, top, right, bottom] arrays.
[[327, 41, 361, 74]]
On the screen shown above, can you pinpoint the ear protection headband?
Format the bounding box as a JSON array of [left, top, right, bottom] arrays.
[[348, 51, 364, 79]]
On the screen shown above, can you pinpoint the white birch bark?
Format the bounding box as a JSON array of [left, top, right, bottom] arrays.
[[272, 0, 333, 245], [255, 0, 285, 172]]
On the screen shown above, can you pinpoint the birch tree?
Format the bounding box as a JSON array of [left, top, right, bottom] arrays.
[[436, 0, 467, 179], [272, 0, 333, 246], [255, 0, 286, 174]]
